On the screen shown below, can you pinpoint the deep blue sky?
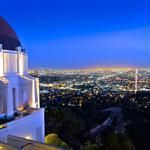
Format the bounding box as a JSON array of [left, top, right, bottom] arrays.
[[1, 0, 150, 69]]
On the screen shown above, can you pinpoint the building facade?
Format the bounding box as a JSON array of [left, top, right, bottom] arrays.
[[0, 16, 45, 143]]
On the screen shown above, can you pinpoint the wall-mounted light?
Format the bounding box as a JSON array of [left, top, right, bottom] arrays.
[[25, 135, 32, 140]]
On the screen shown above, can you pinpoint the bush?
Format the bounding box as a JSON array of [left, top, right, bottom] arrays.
[[45, 133, 69, 148]]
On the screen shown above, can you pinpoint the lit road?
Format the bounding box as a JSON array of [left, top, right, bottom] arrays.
[[90, 106, 125, 136]]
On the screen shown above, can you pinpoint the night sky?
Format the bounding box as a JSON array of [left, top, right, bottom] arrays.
[[1, 0, 150, 69]]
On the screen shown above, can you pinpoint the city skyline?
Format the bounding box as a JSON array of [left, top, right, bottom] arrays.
[[1, 1, 150, 149], [1, 0, 150, 68]]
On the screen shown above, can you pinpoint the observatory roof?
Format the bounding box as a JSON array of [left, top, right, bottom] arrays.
[[0, 16, 21, 50]]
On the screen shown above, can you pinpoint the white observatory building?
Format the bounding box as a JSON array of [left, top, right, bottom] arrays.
[[0, 16, 45, 143]]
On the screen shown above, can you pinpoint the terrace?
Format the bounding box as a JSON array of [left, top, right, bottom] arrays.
[[0, 107, 39, 130]]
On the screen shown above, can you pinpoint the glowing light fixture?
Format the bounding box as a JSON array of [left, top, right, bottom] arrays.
[[25, 135, 32, 140]]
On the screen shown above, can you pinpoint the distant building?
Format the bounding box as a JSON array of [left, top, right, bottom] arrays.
[[0, 16, 45, 143]]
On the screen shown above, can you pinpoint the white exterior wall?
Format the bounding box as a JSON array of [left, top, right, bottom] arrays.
[[0, 108, 45, 143], [0, 50, 28, 76], [3, 51, 18, 74], [0, 81, 7, 114], [18, 52, 28, 76], [25, 75, 40, 108], [4, 75, 39, 116], [0, 50, 39, 116], [18, 76, 32, 108], [0, 49, 44, 143]]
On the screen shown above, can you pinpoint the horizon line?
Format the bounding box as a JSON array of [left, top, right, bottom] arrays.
[[29, 67, 150, 71]]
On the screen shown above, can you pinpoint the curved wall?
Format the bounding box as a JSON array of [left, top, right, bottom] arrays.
[[0, 50, 28, 76]]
